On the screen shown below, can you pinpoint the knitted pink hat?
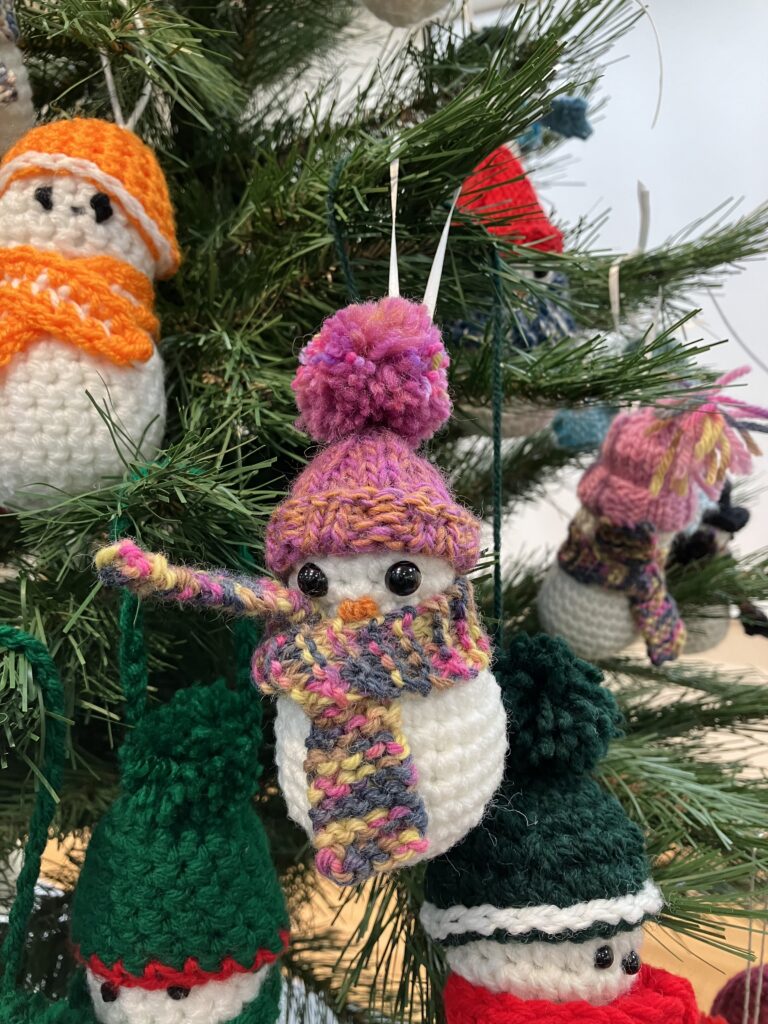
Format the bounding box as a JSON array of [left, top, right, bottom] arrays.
[[579, 369, 768, 532], [265, 296, 480, 577]]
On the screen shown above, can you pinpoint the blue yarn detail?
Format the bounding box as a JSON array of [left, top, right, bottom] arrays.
[[517, 122, 544, 152], [552, 406, 616, 451], [448, 272, 575, 352], [542, 97, 593, 140]]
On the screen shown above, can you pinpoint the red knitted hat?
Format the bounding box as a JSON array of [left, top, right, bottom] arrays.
[[459, 144, 564, 253]]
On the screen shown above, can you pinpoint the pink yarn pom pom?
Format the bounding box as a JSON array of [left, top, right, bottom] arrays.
[[292, 296, 452, 446]]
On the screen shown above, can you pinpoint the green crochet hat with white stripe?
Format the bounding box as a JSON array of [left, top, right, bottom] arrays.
[[69, 676, 289, 1024], [421, 633, 663, 1006]]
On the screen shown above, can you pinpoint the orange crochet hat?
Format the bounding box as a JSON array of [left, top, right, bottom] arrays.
[[0, 119, 179, 278]]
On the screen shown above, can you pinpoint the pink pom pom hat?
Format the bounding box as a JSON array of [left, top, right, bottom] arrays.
[[266, 296, 480, 578], [578, 368, 768, 533]]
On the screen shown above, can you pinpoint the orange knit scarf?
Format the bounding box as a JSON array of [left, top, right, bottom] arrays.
[[0, 246, 159, 368]]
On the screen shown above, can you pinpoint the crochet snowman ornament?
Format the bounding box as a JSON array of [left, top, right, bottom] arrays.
[[0, 118, 178, 508], [96, 293, 508, 888], [537, 370, 768, 666], [70, 679, 289, 1024], [420, 633, 720, 1024]]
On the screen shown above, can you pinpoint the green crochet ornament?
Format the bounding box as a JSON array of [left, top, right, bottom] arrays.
[[421, 633, 665, 1006], [0, 606, 289, 1024]]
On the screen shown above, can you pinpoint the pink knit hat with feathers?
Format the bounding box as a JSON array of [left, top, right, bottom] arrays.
[[266, 296, 480, 577], [579, 368, 768, 532]]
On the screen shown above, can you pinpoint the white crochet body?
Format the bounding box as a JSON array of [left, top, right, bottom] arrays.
[[537, 562, 637, 661], [0, 340, 165, 508], [277, 552, 507, 862], [275, 666, 506, 862], [0, 173, 164, 508], [86, 964, 273, 1024], [446, 927, 644, 1005]]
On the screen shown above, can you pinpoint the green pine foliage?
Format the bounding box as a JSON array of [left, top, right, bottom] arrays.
[[1, 0, 767, 1019]]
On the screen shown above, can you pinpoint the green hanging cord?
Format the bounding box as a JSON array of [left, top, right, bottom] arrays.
[[327, 152, 361, 303], [110, 512, 147, 727], [0, 627, 66, 996], [490, 247, 505, 645]]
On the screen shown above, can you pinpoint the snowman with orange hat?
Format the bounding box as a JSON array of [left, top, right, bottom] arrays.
[[0, 118, 178, 508]]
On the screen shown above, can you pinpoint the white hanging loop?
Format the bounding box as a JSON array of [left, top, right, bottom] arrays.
[[608, 180, 651, 332], [99, 51, 126, 126], [388, 157, 400, 298], [99, 2, 154, 132], [423, 185, 460, 318]]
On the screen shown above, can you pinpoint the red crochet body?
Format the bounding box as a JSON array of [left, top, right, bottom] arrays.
[[444, 966, 727, 1024]]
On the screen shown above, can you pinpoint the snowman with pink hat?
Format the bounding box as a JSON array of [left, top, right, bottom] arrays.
[[537, 369, 768, 665]]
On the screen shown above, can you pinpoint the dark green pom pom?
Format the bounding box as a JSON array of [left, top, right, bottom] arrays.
[[496, 632, 621, 780]]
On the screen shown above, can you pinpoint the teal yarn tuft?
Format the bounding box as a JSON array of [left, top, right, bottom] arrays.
[[496, 632, 620, 781]]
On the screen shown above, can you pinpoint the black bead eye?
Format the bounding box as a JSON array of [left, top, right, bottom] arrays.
[[167, 986, 191, 1000], [385, 561, 422, 597], [90, 191, 114, 224], [621, 951, 641, 975], [34, 185, 53, 211], [593, 945, 614, 969], [533, 268, 551, 280], [100, 982, 119, 1002], [297, 562, 328, 597]]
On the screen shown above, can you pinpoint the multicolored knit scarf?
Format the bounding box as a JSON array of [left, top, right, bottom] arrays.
[[252, 580, 490, 886], [558, 516, 686, 666]]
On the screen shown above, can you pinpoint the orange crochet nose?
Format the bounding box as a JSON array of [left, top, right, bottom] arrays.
[[338, 597, 380, 622]]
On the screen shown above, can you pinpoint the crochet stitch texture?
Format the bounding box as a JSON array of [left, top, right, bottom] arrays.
[[70, 679, 289, 1012], [422, 633, 660, 946], [442, 967, 722, 1024], [0, 118, 179, 277], [557, 516, 686, 666], [254, 580, 490, 885]]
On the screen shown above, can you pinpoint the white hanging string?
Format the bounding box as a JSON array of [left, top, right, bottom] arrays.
[[742, 851, 758, 1024], [389, 157, 400, 298], [608, 180, 651, 331], [423, 185, 460, 317], [99, 2, 154, 132], [98, 51, 125, 126], [629, 0, 664, 129]]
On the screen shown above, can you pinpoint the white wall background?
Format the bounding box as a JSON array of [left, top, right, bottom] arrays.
[[316, 1, 768, 562], [480, 0, 768, 564]]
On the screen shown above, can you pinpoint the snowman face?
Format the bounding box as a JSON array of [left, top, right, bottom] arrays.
[[0, 174, 155, 278], [86, 965, 270, 1024], [446, 928, 644, 1005], [289, 552, 456, 620]]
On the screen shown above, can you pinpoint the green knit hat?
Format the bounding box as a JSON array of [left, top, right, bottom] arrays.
[[421, 634, 663, 948], [69, 678, 289, 1020]]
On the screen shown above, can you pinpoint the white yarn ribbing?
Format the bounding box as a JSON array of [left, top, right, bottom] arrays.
[[86, 965, 272, 1024], [537, 562, 638, 661], [420, 880, 663, 942], [446, 928, 645, 1005], [274, 666, 507, 865], [0, 340, 165, 509]]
